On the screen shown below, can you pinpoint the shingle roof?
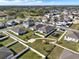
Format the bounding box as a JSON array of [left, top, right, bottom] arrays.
[[11, 27, 26, 34], [0, 46, 13, 59], [59, 49, 79, 59], [36, 24, 45, 30], [65, 31, 79, 40]]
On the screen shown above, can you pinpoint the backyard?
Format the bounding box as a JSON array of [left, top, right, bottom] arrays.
[[18, 50, 41, 59]]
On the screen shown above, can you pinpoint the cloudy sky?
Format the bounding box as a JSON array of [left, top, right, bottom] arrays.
[[0, 0, 79, 5]]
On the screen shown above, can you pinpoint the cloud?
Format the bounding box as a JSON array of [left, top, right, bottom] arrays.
[[0, 0, 78, 5]]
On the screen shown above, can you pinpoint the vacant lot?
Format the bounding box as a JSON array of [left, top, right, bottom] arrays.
[[0, 38, 14, 46], [9, 42, 26, 54], [27, 39, 55, 56]]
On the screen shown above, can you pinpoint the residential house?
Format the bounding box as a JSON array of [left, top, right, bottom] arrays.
[[35, 24, 55, 34], [0, 22, 6, 29], [0, 12, 7, 20], [64, 31, 79, 42], [38, 26, 55, 34], [35, 24, 45, 31], [0, 46, 14, 59], [6, 20, 17, 26], [23, 18, 35, 28], [10, 27, 27, 35]]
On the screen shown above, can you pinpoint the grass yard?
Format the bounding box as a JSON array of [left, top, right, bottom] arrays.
[[48, 46, 64, 59], [0, 37, 14, 46], [27, 39, 55, 56], [18, 50, 41, 59], [8, 30, 41, 41], [0, 19, 7, 22], [9, 42, 26, 54], [0, 32, 7, 37], [8, 31, 34, 41], [36, 31, 45, 35]]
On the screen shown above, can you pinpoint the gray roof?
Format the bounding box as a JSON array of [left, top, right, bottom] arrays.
[[45, 26, 54, 32], [12, 27, 26, 33], [0, 46, 13, 59], [36, 24, 45, 30], [59, 49, 79, 59], [65, 31, 79, 40]]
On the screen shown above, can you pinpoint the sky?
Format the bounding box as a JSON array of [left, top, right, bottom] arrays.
[[0, 0, 79, 5]]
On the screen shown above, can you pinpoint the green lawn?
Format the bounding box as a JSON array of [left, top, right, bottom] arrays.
[[18, 50, 41, 59], [48, 46, 63, 59], [8, 31, 34, 41], [0, 32, 7, 37], [0, 19, 7, 22], [27, 40, 55, 56], [36, 31, 45, 35], [0, 38, 14, 46], [9, 42, 26, 53], [8, 30, 41, 41]]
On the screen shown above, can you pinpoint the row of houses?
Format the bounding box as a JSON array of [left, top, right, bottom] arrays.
[[0, 19, 23, 29]]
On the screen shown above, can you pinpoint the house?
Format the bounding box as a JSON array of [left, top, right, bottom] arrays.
[[6, 20, 17, 26], [0, 12, 7, 20], [10, 27, 27, 35], [64, 31, 79, 42], [0, 22, 6, 29], [0, 46, 13, 59], [35, 24, 45, 31], [38, 26, 55, 34], [59, 49, 79, 59], [23, 18, 35, 28], [14, 19, 23, 24]]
